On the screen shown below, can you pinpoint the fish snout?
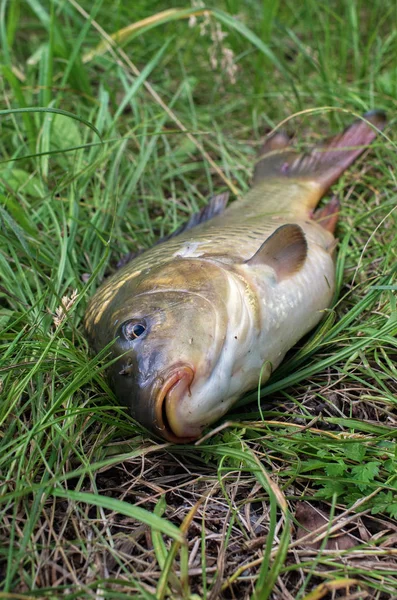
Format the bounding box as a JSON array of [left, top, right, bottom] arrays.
[[154, 365, 201, 443]]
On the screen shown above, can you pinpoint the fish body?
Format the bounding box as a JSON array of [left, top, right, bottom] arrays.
[[84, 111, 385, 442]]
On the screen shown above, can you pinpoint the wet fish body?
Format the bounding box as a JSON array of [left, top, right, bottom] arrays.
[[84, 111, 386, 442]]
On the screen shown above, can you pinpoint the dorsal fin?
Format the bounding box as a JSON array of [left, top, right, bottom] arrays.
[[117, 192, 229, 268], [253, 110, 386, 192], [245, 224, 307, 280], [169, 192, 229, 238]]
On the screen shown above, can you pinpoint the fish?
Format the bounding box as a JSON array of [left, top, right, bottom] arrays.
[[84, 110, 386, 443]]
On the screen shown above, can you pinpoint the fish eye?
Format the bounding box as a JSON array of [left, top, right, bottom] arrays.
[[122, 320, 147, 340]]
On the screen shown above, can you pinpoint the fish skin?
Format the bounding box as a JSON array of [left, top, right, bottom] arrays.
[[84, 111, 386, 443]]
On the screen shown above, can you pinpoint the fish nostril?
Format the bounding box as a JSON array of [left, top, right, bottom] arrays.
[[119, 361, 134, 376]]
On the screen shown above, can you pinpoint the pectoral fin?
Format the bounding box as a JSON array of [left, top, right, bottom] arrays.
[[246, 224, 307, 280]]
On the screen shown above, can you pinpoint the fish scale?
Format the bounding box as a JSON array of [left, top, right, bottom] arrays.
[[84, 111, 386, 442]]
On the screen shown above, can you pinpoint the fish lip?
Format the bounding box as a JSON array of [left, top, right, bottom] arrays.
[[154, 364, 200, 443]]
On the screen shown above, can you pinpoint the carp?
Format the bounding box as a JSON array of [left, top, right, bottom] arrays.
[[84, 111, 386, 443]]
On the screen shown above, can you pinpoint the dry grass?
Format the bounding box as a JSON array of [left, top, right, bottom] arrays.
[[2, 436, 397, 598]]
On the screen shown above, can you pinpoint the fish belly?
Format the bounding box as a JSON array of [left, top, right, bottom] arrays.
[[243, 220, 335, 377]]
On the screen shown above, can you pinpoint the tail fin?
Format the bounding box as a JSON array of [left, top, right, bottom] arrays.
[[253, 111, 386, 198]]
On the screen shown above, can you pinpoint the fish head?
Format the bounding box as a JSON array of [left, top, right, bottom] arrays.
[[87, 258, 238, 442]]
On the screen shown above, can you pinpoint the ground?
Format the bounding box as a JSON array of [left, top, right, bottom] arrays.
[[0, 1, 396, 599]]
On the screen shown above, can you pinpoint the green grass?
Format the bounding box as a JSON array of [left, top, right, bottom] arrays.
[[1, 1, 397, 598]]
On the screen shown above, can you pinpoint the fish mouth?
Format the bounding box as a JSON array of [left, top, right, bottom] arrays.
[[154, 365, 200, 443]]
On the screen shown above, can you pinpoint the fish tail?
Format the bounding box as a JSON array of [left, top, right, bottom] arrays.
[[253, 110, 386, 211]]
